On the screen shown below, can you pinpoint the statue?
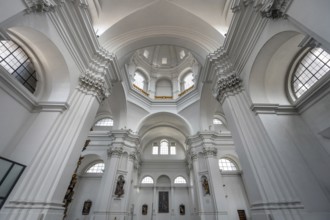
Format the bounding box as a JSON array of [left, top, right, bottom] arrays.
[[142, 204, 148, 215], [202, 177, 210, 195], [114, 175, 125, 197]]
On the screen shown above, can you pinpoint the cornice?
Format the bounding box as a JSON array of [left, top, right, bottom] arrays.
[[47, 0, 121, 90], [250, 104, 298, 115], [110, 130, 140, 148], [206, 0, 294, 104]]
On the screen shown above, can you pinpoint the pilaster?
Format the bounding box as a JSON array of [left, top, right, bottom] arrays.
[[215, 73, 303, 220], [93, 130, 140, 220], [0, 72, 109, 220], [186, 132, 229, 220]]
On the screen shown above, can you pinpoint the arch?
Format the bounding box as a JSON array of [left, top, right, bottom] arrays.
[[85, 161, 105, 174], [141, 176, 154, 184], [174, 176, 187, 184], [136, 112, 193, 152], [249, 31, 305, 104], [156, 175, 171, 186], [7, 26, 70, 103], [219, 158, 238, 171], [155, 77, 172, 97]]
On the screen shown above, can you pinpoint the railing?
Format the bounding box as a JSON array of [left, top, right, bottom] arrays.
[[133, 84, 149, 96], [178, 85, 194, 97], [155, 96, 173, 100]]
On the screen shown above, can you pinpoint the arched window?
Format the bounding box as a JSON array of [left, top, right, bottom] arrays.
[[160, 139, 169, 155], [141, 176, 154, 184], [213, 118, 223, 125], [95, 118, 113, 126], [134, 72, 145, 90], [292, 47, 330, 99], [86, 162, 105, 173], [183, 73, 194, 90], [219, 158, 237, 171], [152, 142, 159, 155], [170, 142, 176, 155], [174, 176, 186, 184], [0, 40, 37, 93]]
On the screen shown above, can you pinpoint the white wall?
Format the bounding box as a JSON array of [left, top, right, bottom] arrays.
[[67, 176, 102, 220], [222, 174, 250, 220], [0, 87, 31, 156]]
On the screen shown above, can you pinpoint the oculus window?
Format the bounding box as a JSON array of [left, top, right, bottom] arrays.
[[0, 40, 37, 93], [292, 47, 330, 99]]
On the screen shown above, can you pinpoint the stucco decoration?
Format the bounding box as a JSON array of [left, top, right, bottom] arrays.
[[25, 0, 58, 13], [78, 72, 109, 102], [260, 0, 293, 19], [215, 74, 242, 102]]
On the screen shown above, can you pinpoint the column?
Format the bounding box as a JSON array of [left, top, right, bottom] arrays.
[[215, 74, 303, 220], [0, 72, 109, 220], [93, 147, 122, 220], [203, 146, 229, 220]]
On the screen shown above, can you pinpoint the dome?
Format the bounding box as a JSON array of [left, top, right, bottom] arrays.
[[134, 45, 193, 70]]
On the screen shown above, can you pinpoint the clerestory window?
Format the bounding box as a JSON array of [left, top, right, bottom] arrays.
[[0, 40, 37, 93], [291, 47, 330, 99], [86, 162, 105, 173], [219, 158, 238, 171]]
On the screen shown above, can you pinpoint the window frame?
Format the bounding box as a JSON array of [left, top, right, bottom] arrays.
[[85, 162, 105, 174], [288, 47, 330, 102]]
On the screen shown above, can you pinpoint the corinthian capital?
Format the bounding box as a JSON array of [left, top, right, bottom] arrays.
[[25, 0, 58, 13], [203, 147, 217, 157], [108, 147, 123, 158], [259, 0, 293, 19], [215, 73, 242, 102], [78, 72, 109, 102]]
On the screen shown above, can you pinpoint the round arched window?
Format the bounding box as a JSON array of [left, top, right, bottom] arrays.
[[0, 40, 37, 93], [291, 47, 330, 99]]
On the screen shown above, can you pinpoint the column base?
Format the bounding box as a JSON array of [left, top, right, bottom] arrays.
[[93, 211, 128, 220], [0, 201, 64, 220]]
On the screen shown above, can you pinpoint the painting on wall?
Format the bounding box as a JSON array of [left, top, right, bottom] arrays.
[[158, 191, 169, 213]]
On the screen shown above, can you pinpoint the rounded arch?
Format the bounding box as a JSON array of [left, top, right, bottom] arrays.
[[7, 26, 71, 103], [249, 31, 305, 105], [78, 153, 105, 175], [155, 77, 173, 97], [136, 112, 193, 151], [156, 174, 171, 186], [218, 154, 241, 171]]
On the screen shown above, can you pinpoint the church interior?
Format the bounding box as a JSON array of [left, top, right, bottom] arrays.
[[0, 0, 330, 220]]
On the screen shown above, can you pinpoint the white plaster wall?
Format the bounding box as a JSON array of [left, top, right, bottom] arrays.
[[179, 101, 201, 134], [300, 93, 330, 154], [0, 87, 31, 156], [259, 113, 330, 212], [66, 176, 102, 220], [0, 0, 25, 24], [222, 174, 250, 220], [288, 0, 330, 51]]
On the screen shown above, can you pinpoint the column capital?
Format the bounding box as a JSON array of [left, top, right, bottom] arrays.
[[24, 0, 59, 13], [203, 147, 217, 157], [78, 72, 109, 102], [259, 0, 293, 19], [108, 146, 123, 158], [215, 73, 243, 103]]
